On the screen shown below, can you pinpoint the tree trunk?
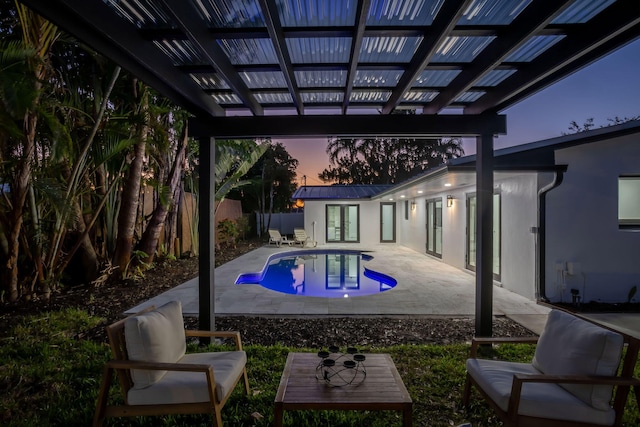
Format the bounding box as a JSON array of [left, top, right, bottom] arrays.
[[138, 123, 188, 264], [112, 82, 148, 276], [6, 112, 36, 301]]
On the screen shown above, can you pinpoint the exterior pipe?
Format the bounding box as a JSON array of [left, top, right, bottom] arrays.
[[536, 169, 565, 302]]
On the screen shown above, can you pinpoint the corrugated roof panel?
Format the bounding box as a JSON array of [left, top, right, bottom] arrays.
[[240, 71, 287, 89], [210, 93, 242, 104], [432, 36, 495, 62], [359, 36, 423, 63], [354, 70, 404, 87], [295, 70, 347, 87], [153, 40, 203, 65], [104, 0, 172, 27], [254, 92, 293, 103], [474, 69, 516, 86], [350, 90, 392, 102], [276, 0, 357, 26], [217, 38, 278, 64], [402, 90, 438, 102], [366, 0, 443, 26], [195, 0, 264, 27], [286, 38, 352, 63], [455, 91, 485, 102], [552, 0, 616, 24], [190, 73, 230, 89], [504, 35, 565, 62], [301, 92, 345, 103], [414, 69, 461, 86], [292, 185, 393, 199], [458, 0, 531, 25]]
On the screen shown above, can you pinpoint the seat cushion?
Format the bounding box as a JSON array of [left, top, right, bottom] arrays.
[[127, 351, 247, 405], [532, 310, 623, 410], [124, 301, 187, 389], [467, 359, 616, 425]]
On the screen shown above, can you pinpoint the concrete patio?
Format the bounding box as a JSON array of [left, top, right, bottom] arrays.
[[129, 244, 552, 334]]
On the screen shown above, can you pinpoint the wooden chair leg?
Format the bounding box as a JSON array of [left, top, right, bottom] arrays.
[[213, 404, 223, 427], [93, 366, 112, 427], [242, 368, 250, 395], [462, 374, 472, 408]]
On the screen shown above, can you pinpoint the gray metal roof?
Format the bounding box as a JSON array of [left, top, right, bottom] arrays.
[[292, 184, 393, 200]]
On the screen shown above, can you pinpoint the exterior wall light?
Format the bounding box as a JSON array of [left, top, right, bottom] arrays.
[[447, 195, 454, 207], [411, 201, 417, 211]]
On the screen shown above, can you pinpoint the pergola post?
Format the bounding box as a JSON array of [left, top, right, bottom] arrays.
[[475, 133, 494, 337], [198, 137, 216, 332]]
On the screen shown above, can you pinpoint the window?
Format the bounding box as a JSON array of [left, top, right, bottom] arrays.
[[404, 200, 409, 220], [619, 176, 640, 228], [466, 192, 501, 281], [326, 205, 359, 242], [425, 198, 442, 258]]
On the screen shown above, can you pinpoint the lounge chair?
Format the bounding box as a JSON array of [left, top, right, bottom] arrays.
[[294, 228, 317, 247], [268, 229, 292, 247], [93, 301, 250, 427], [463, 309, 640, 426]]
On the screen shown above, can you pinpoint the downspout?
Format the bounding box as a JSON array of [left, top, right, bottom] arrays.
[[536, 169, 565, 302]]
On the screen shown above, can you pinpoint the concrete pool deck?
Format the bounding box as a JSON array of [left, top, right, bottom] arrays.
[[128, 244, 552, 334]]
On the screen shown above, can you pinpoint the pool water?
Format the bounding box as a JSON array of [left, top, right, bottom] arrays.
[[234, 249, 397, 298]]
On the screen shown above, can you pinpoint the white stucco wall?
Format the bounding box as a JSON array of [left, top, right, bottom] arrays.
[[302, 199, 390, 246], [545, 135, 640, 303], [496, 174, 539, 299], [397, 175, 539, 299]]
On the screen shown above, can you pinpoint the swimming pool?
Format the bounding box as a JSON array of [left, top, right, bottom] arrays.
[[234, 249, 397, 298]]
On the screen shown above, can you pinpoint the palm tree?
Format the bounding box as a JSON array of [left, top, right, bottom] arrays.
[[0, 3, 59, 301]]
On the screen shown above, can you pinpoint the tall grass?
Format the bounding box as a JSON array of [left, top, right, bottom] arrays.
[[1, 310, 638, 426]]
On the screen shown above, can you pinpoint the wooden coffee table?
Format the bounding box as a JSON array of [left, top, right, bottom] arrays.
[[274, 352, 412, 426]]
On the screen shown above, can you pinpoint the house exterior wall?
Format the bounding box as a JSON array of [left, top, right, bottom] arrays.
[[302, 199, 385, 246], [496, 174, 539, 299], [398, 175, 539, 299], [546, 135, 640, 303]]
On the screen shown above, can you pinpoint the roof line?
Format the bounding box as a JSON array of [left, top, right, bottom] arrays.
[[449, 119, 640, 166]]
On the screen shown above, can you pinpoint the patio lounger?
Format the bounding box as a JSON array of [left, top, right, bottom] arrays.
[[268, 229, 292, 247], [294, 228, 317, 247]]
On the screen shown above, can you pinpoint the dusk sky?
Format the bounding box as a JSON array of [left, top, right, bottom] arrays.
[[277, 38, 640, 186]]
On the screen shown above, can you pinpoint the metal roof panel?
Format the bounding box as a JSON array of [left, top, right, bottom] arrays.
[[292, 185, 393, 199]]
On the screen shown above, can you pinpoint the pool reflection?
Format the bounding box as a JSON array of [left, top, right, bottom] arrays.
[[235, 251, 396, 298]]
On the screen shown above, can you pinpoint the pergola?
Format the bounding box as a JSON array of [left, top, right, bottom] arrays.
[[22, 0, 640, 336]]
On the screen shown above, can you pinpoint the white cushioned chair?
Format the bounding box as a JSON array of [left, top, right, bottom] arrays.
[[463, 309, 640, 427], [93, 301, 250, 426]]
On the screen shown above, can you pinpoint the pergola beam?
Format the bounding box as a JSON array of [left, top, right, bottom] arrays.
[[159, 0, 264, 116], [467, 0, 640, 114], [381, 0, 472, 114], [423, 0, 574, 114], [21, 0, 224, 118], [342, 0, 371, 114], [258, 0, 305, 115], [190, 114, 506, 139]]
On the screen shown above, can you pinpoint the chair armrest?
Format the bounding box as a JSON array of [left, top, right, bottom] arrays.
[[107, 359, 213, 373], [507, 374, 640, 419], [470, 336, 539, 357], [185, 330, 244, 350]]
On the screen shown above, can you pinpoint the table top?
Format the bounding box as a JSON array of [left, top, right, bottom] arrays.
[[275, 352, 412, 407]]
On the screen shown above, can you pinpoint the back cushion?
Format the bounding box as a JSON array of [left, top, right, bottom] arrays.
[[532, 310, 623, 410], [125, 301, 187, 389]]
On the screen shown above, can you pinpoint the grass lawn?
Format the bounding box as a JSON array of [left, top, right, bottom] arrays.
[[1, 309, 638, 426]]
